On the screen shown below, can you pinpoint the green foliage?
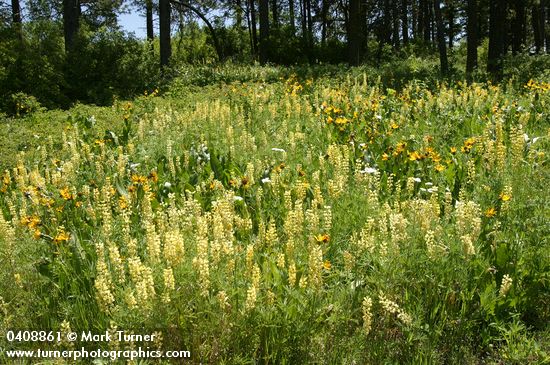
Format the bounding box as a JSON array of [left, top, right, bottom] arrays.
[[10, 92, 43, 117], [0, 22, 159, 114], [1, 69, 549, 364], [65, 26, 160, 106]]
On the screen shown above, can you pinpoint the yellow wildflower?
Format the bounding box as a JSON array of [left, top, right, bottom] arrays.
[[315, 234, 330, 244], [408, 151, 422, 161], [60, 187, 73, 201], [131, 175, 147, 184], [54, 230, 70, 243], [485, 207, 497, 218]]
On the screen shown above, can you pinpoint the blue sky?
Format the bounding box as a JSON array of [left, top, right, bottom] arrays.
[[119, 9, 148, 38]]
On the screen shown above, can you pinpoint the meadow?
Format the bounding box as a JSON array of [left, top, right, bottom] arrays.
[[0, 68, 549, 364]]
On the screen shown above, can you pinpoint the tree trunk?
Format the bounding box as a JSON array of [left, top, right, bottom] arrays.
[[300, 0, 307, 43], [488, 0, 506, 78], [402, 0, 409, 44], [271, 0, 279, 28], [306, 0, 313, 52], [348, 0, 361, 64], [11, 0, 21, 25], [511, 0, 525, 54], [288, 0, 295, 33], [146, 0, 154, 41], [361, 0, 369, 55], [11, 0, 23, 41], [259, 0, 270, 64], [434, 0, 448, 74], [63, 0, 80, 52], [466, 0, 478, 75], [250, 0, 258, 55], [159, 0, 171, 67]]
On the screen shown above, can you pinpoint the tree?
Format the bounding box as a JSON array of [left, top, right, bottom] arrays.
[[487, 0, 506, 78], [289, 0, 296, 33], [159, 0, 171, 66], [271, 0, 279, 28], [63, 0, 80, 51], [11, 0, 22, 41], [511, 0, 526, 54], [247, 0, 258, 56], [259, 0, 269, 63], [348, 0, 361, 64], [421, 0, 431, 42], [433, 0, 448, 73], [171, 0, 224, 60], [466, 0, 478, 75], [146, 0, 154, 41]]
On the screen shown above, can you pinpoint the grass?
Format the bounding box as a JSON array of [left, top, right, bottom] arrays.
[[0, 68, 549, 364]]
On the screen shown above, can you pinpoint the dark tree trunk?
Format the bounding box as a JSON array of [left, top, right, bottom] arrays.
[[289, 0, 296, 32], [488, 0, 506, 78], [434, 0, 448, 74], [306, 0, 313, 50], [250, 0, 258, 55], [271, 0, 279, 28], [11, 0, 23, 41], [259, 0, 270, 64], [348, 0, 361, 64], [159, 0, 171, 67], [63, 0, 80, 52], [11, 0, 21, 25], [511, 0, 525, 54], [146, 0, 154, 41], [245, 0, 255, 55], [466, 0, 478, 75], [402, 0, 409, 44], [361, 0, 369, 54]]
